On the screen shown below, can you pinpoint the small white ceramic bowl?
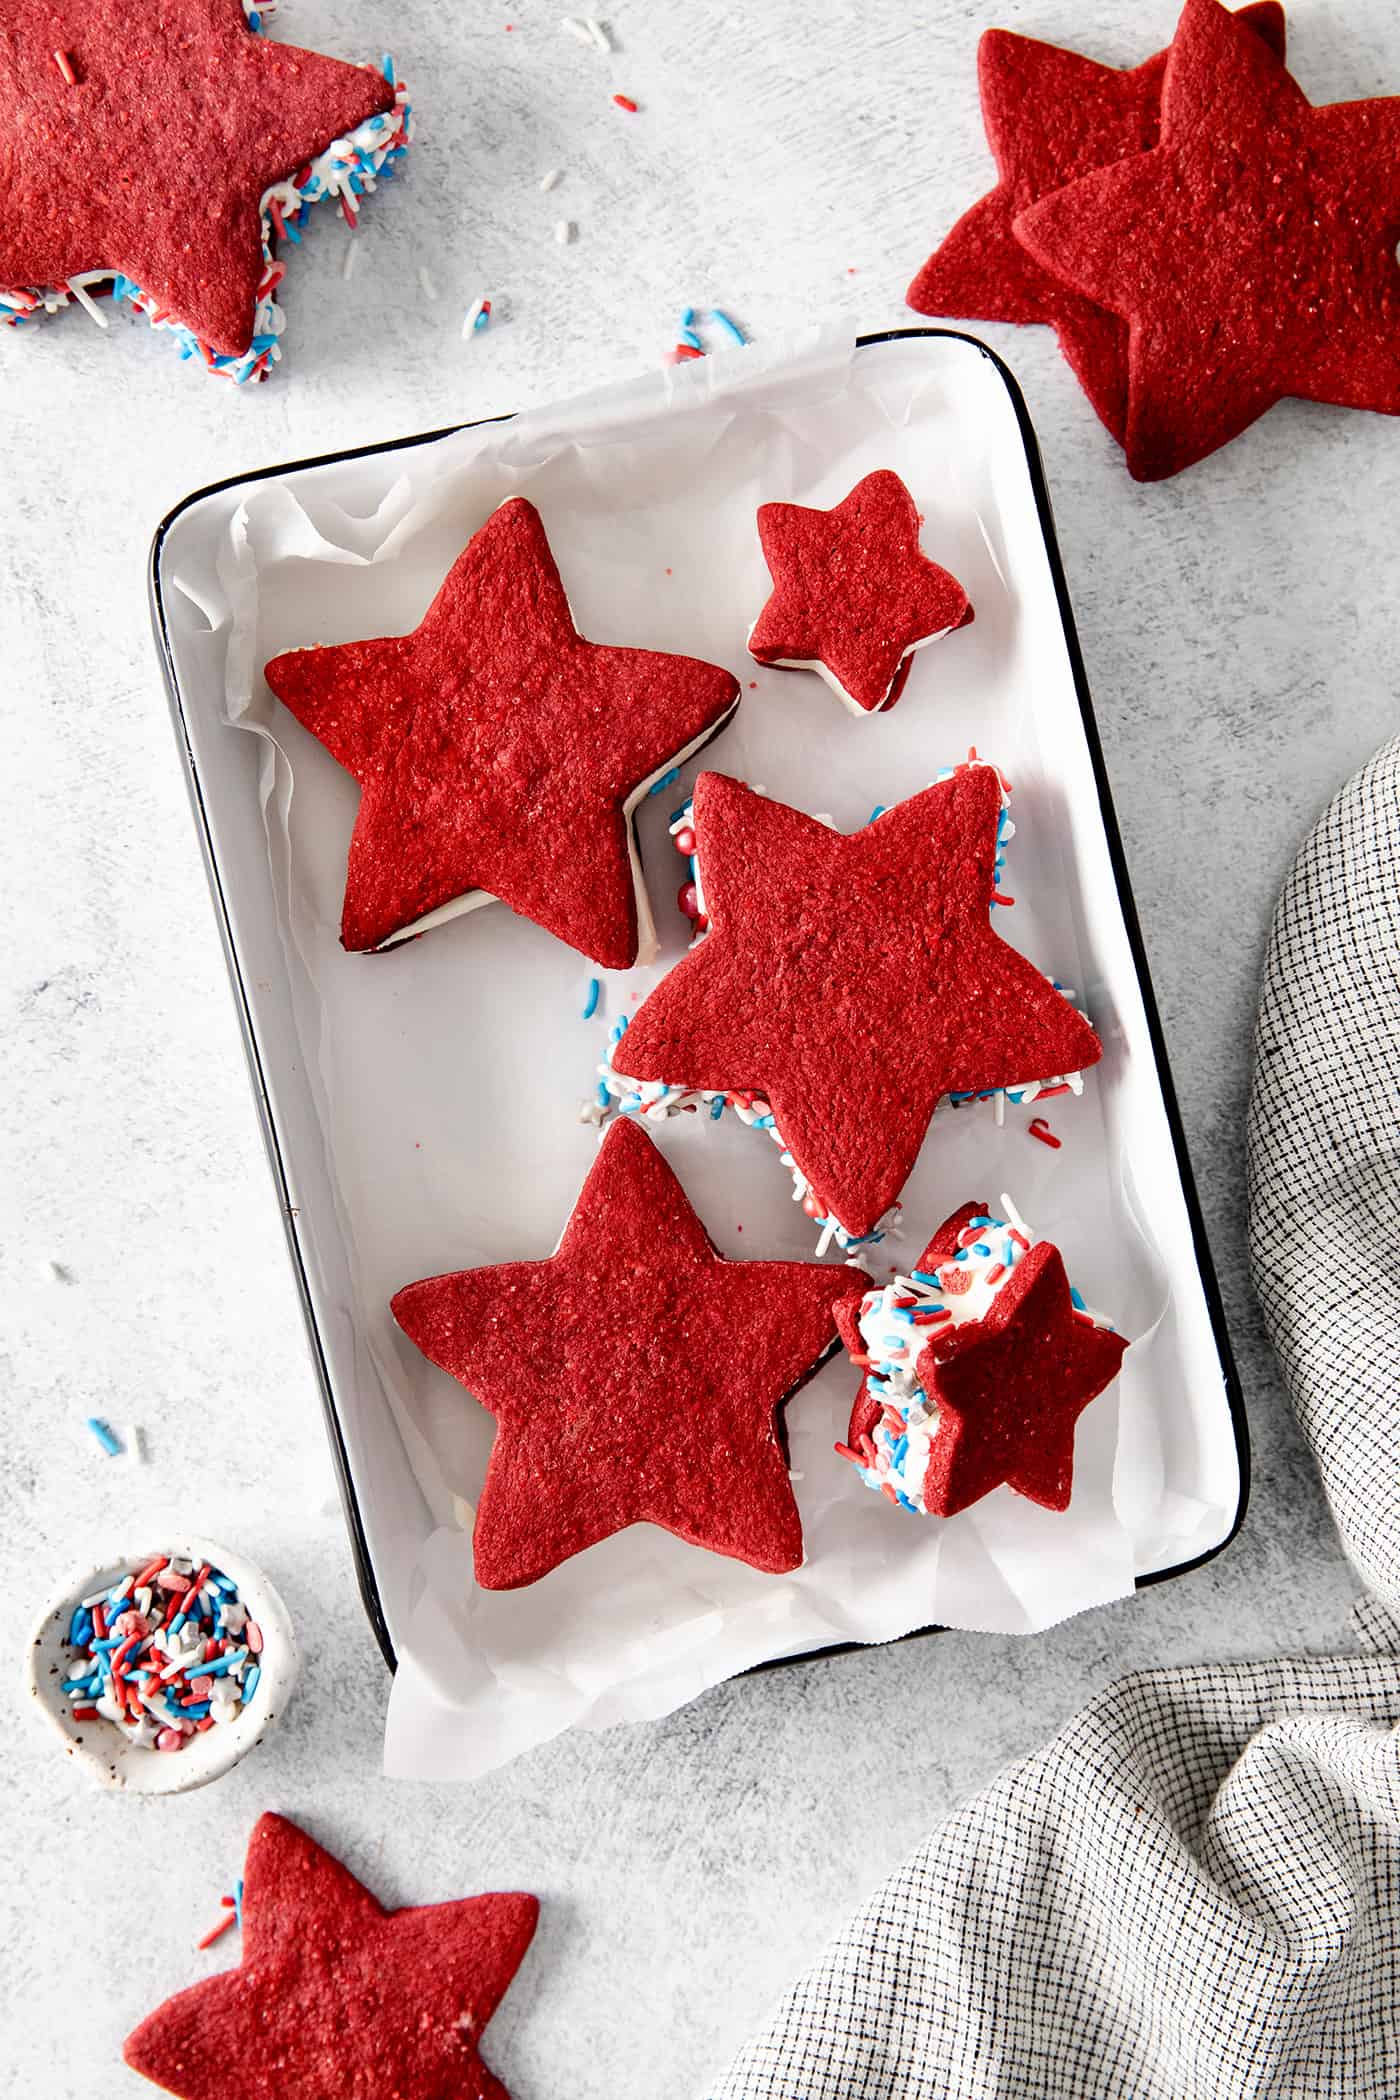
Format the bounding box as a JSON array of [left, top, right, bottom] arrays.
[[25, 1536, 298, 1796]]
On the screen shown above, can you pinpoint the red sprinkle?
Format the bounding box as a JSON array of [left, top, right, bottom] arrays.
[[1028, 1118, 1062, 1150], [197, 1912, 239, 1951], [833, 1442, 862, 1466], [672, 343, 704, 361], [880, 1481, 899, 1504], [1035, 1082, 1073, 1100], [245, 1621, 264, 1656], [613, 93, 638, 111], [984, 1263, 1006, 1286], [70, 1705, 98, 1722]]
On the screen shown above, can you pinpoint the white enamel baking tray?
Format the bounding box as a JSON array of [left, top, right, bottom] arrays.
[[149, 329, 1246, 1760]]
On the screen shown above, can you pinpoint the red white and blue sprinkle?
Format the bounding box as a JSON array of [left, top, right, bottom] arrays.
[[60, 1555, 265, 1753]]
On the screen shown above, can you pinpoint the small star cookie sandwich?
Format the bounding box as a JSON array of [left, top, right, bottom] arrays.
[[834, 1198, 1128, 1517], [0, 0, 412, 383], [602, 760, 1101, 1248], [392, 1118, 867, 1589], [124, 1813, 538, 2100], [747, 470, 973, 715], [264, 497, 741, 967]]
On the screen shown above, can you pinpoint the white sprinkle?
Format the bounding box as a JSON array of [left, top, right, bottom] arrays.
[[462, 295, 488, 339], [418, 266, 438, 301], [586, 17, 610, 50], [538, 167, 563, 192], [341, 239, 359, 281], [555, 219, 575, 245], [66, 276, 109, 330], [124, 1425, 146, 1465], [560, 16, 594, 43]]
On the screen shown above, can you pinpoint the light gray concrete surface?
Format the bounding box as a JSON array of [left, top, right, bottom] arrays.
[[0, 2, 1389, 2093]]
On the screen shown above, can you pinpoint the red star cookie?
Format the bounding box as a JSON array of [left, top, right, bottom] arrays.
[[1016, 0, 1400, 480], [747, 471, 972, 715], [264, 498, 741, 966], [0, 0, 396, 356], [906, 5, 1285, 444], [612, 768, 1102, 1240], [841, 1203, 1128, 1515], [392, 1117, 866, 1589], [123, 1813, 537, 2100]]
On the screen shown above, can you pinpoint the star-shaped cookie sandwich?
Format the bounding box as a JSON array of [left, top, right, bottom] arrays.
[[0, 0, 407, 375], [124, 1813, 537, 2100], [612, 768, 1101, 1240], [906, 5, 1285, 442], [392, 1117, 866, 1589], [264, 497, 741, 966], [1016, 0, 1400, 478], [837, 1200, 1128, 1517], [747, 470, 972, 715]]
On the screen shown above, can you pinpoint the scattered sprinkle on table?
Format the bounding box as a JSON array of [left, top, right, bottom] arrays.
[[463, 295, 491, 338], [613, 93, 638, 112], [555, 219, 575, 245], [86, 1417, 123, 1458], [711, 308, 746, 347], [582, 977, 601, 1021], [539, 167, 563, 191], [60, 1555, 265, 1752], [1028, 1117, 1062, 1150], [561, 16, 595, 44]]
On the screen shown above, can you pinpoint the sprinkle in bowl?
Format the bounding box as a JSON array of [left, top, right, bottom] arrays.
[[25, 1536, 297, 1796]]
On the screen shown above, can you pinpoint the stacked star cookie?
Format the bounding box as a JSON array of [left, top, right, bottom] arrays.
[[909, 0, 1400, 478]]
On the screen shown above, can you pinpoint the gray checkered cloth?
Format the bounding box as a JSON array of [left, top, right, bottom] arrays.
[[705, 742, 1400, 2099]]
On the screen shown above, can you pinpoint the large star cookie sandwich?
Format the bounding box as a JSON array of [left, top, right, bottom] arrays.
[[747, 470, 972, 715], [1015, 0, 1400, 478], [603, 761, 1101, 1246], [0, 0, 411, 383], [124, 1812, 537, 2100], [392, 1117, 866, 1589], [835, 1197, 1128, 1517], [906, 4, 1285, 444], [264, 497, 741, 966]]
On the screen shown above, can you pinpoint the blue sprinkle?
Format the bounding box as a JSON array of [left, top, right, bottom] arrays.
[[972, 1242, 991, 1257], [615, 1011, 629, 1035], [868, 805, 886, 824], [680, 305, 695, 328], [910, 1270, 943, 1289], [85, 1418, 122, 1458], [242, 1667, 260, 1708], [709, 1097, 725, 1121], [581, 977, 601, 1021], [710, 308, 746, 347], [596, 1080, 610, 1109], [201, 1650, 248, 1680], [678, 326, 703, 351], [247, 7, 261, 26], [182, 1701, 212, 1719], [621, 1094, 642, 1113], [233, 1879, 245, 1928], [969, 1215, 993, 1227], [1070, 1286, 1087, 1312], [647, 766, 681, 796], [382, 53, 395, 82]]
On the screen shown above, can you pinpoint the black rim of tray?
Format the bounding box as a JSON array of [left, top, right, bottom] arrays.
[[148, 326, 1251, 1680]]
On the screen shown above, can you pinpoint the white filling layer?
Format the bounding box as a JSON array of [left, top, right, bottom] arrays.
[[747, 619, 956, 715]]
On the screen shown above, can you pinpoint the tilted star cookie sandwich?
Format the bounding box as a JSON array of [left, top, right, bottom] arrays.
[[0, 0, 412, 383], [747, 469, 973, 715], [124, 1813, 537, 2100], [392, 1118, 866, 1590], [264, 497, 741, 967], [600, 760, 1101, 1249], [834, 1197, 1128, 1517]]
